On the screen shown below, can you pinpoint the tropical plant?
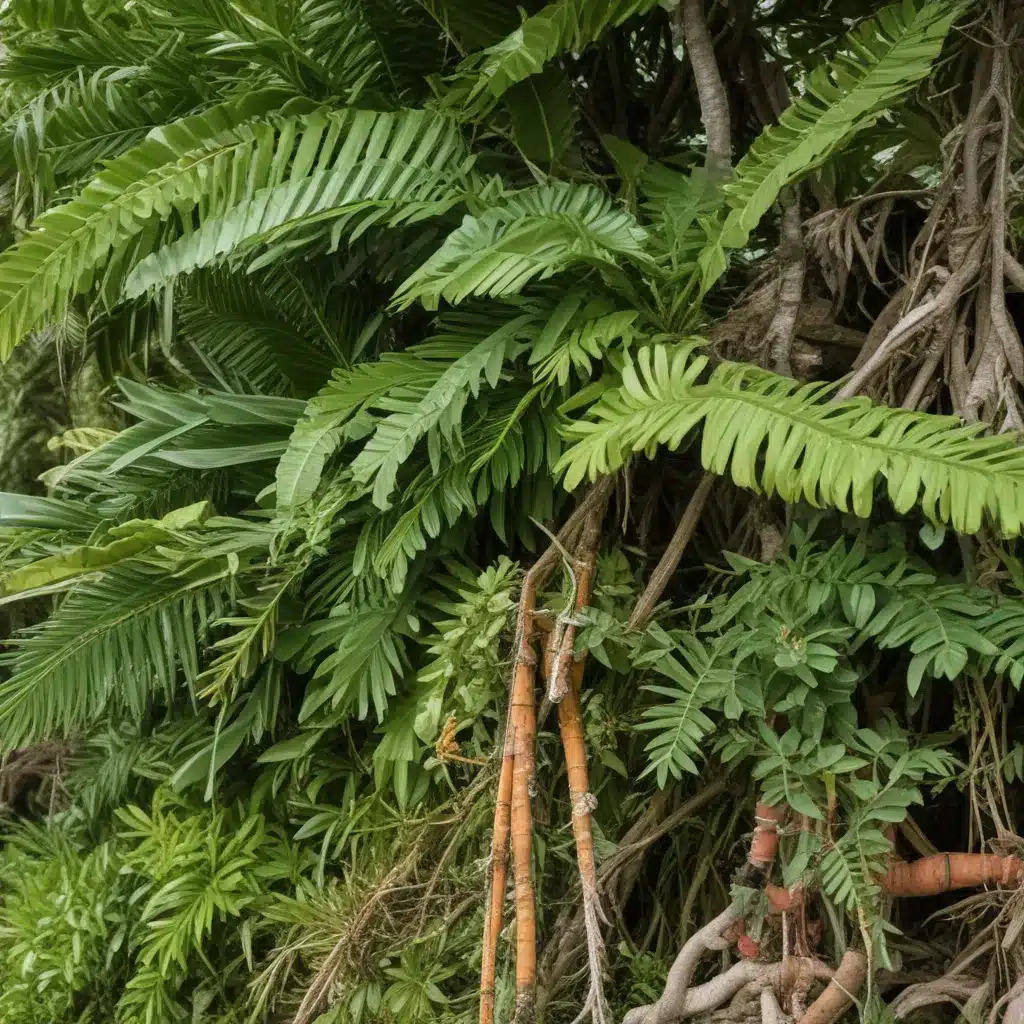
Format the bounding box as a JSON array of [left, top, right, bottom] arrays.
[[0, 2, 1023, 1024]]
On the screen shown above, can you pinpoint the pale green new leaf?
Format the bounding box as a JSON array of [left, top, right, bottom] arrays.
[[560, 343, 1024, 536], [0, 500, 210, 597]]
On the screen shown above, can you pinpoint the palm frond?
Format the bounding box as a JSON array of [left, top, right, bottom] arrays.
[[699, 0, 964, 288], [292, 592, 415, 725], [0, 565, 228, 746], [177, 267, 361, 395], [0, 88, 294, 359], [393, 182, 648, 310], [560, 343, 1024, 535], [122, 108, 480, 298], [360, 389, 557, 590], [276, 342, 474, 509]]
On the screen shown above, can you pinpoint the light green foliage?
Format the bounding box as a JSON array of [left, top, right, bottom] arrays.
[[123, 109, 482, 298], [561, 343, 1024, 535], [0, 831, 128, 1023], [408, 557, 518, 748], [393, 183, 648, 310]]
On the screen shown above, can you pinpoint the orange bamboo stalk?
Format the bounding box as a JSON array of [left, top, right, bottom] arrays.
[[558, 511, 603, 898], [883, 852, 1024, 896], [480, 481, 616, 1024], [749, 802, 787, 868], [761, 852, 1024, 915], [510, 586, 539, 1023], [482, 579, 537, 1024], [480, 712, 517, 1024]]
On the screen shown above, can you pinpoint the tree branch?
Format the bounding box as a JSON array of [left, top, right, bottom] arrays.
[[679, 0, 731, 177]]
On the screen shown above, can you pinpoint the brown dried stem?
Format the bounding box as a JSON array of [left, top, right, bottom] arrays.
[[628, 475, 714, 631]]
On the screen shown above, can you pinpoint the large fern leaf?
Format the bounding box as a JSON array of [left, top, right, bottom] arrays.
[[393, 182, 647, 310], [123, 109, 480, 297], [177, 268, 353, 395], [276, 340, 486, 509], [0, 89, 295, 359], [560, 343, 1024, 536], [698, 0, 964, 289], [442, 0, 660, 115], [0, 565, 229, 746]]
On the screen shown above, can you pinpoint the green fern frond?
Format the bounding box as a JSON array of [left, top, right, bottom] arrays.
[[0, 565, 230, 747], [363, 390, 557, 590], [197, 567, 305, 704], [393, 182, 648, 310], [528, 289, 639, 386], [0, 88, 295, 359], [0, 68, 202, 206], [442, 0, 660, 115], [351, 310, 538, 509], [560, 343, 1024, 536], [292, 594, 414, 725], [636, 632, 739, 787], [177, 267, 358, 395], [276, 332, 489, 508], [123, 108, 480, 297], [699, 0, 964, 288]]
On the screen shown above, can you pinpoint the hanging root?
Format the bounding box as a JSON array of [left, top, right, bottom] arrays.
[[798, 951, 868, 1024], [628, 475, 715, 631], [621, 801, 793, 1024]]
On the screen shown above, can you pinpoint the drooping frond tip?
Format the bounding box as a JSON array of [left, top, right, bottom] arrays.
[[559, 343, 1024, 536]]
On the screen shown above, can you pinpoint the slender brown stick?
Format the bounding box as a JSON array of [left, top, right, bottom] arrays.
[[767, 188, 806, 378], [555, 507, 610, 1024], [628, 475, 714, 631], [836, 232, 986, 400]]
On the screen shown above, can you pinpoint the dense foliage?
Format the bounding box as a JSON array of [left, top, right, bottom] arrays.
[[1, 1, 1024, 1023]]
